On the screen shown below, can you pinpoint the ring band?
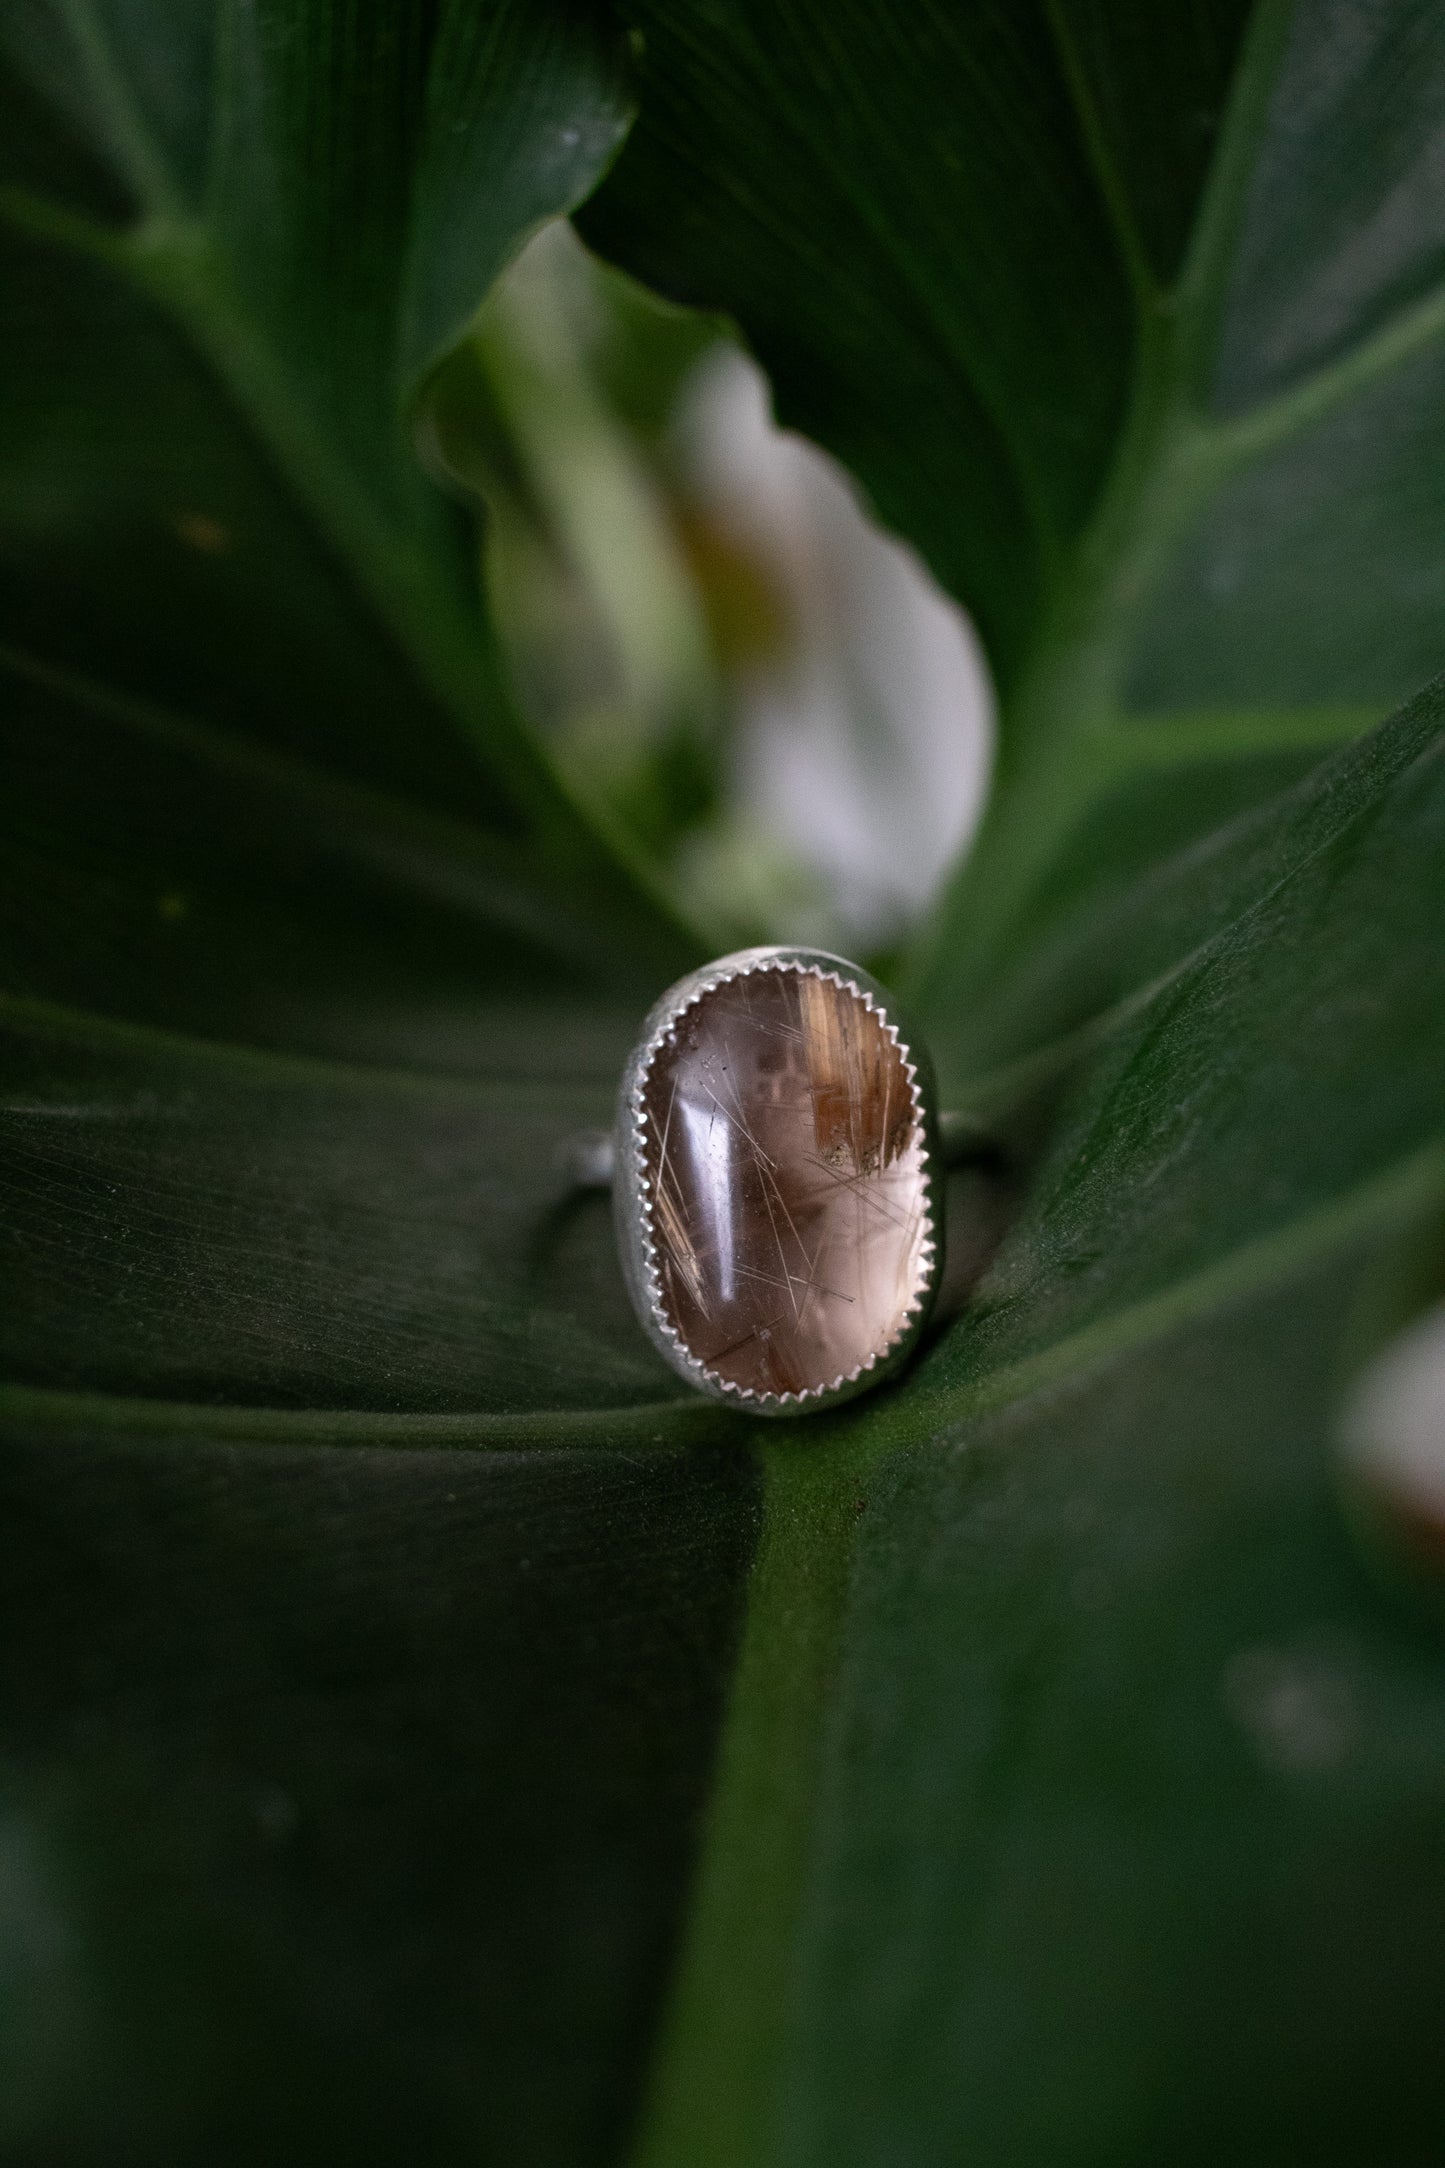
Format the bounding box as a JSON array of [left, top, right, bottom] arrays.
[[586, 945, 966, 1417]]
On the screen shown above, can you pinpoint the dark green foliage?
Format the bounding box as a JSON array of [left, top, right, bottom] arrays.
[[1, 6, 742, 2157], [5, 4, 1445, 2164], [0, 1419, 756, 2165]]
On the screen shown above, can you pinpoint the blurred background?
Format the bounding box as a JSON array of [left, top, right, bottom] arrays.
[[425, 220, 995, 963]]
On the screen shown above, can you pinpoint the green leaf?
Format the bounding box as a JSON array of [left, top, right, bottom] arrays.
[[12, 3, 1445, 2163], [0, 0, 692, 946], [0, 1410, 755, 2165], [578, 6, 1445, 2162], [627, 656, 1445, 2168], [0, 7, 756, 2157], [581, 0, 1445, 1044], [580, 1, 1250, 682]]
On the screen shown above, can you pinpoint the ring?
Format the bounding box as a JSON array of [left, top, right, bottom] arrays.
[[573, 945, 971, 1417]]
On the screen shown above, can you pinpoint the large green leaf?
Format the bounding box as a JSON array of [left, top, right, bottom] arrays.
[[0, 6, 752, 2159], [0, 1411, 754, 2166], [577, 6, 1445, 2163], [620, 687, 1445, 2167], [581, 0, 1445, 1046], [579, 1, 1251, 677], [9, 2, 1445, 2165], [0, 0, 694, 946]]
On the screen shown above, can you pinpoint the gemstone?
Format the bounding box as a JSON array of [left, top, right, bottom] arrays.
[[638, 964, 932, 1400]]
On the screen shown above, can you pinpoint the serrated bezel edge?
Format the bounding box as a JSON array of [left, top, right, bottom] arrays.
[[616, 947, 941, 1417]]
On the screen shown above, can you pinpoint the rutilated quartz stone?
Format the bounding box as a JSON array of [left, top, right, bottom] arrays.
[[638, 964, 931, 1400]]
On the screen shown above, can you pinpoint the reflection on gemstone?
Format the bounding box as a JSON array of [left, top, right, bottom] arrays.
[[638, 965, 931, 1399]]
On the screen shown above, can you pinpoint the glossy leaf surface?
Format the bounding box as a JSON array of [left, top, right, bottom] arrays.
[[8, 3, 1445, 2165], [0, 1415, 754, 2166], [0, 6, 747, 2159], [583, 7, 1445, 2164], [583, 0, 1445, 1041], [623, 688, 1445, 2167]]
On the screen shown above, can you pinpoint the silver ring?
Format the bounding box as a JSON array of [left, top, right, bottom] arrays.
[[572, 945, 972, 1418]]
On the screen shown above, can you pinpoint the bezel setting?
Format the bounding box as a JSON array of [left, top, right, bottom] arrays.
[[613, 945, 943, 1417]]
